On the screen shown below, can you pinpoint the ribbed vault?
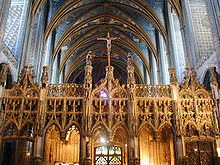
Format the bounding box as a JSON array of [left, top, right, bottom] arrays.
[[31, 0, 183, 84]]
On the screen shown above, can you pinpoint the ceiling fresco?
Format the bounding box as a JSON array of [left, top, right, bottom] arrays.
[[31, 0, 183, 83]]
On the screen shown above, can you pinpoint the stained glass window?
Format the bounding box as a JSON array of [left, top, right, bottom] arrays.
[[95, 146, 122, 165]]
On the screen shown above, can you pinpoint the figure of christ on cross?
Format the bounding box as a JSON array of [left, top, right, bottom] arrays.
[[97, 32, 120, 67]]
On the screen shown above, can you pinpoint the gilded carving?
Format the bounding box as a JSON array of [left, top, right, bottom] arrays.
[[168, 67, 178, 85], [0, 66, 219, 165], [0, 63, 8, 86], [41, 66, 49, 88]]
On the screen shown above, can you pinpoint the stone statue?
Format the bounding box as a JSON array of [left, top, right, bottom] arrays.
[[86, 51, 93, 66], [41, 66, 49, 88], [127, 53, 133, 66], [0, 63, 8, 86]]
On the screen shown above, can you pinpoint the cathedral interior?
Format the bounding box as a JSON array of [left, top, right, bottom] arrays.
[[0, 0, 220, 165]]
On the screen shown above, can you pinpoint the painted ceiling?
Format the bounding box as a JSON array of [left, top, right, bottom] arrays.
[[31, 0, 183, 84]]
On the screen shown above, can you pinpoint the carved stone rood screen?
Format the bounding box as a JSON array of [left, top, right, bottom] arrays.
[[0, 62, 219, 165]]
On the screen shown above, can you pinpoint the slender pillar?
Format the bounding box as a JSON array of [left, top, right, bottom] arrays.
[[32, 4, 47, 83], [159, 33, 170, 84], [128, 135, 140, 165], [18, 0, 34, 73], [30, 66, 49, 165], [155, 30, 163, 84], [164, 1, 176, 68], [148, 48, 154, 84], [169, 67, 187, 164], [81, 54, 93, 165], [51, 56, 58, 83], [31, 137, 44, 165], [180, 0, 198, 68], [127, 54, 139, 165]]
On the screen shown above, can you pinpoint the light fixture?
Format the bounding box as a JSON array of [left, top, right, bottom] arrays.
[[100, 91, 108, 98], [100, 137, 106, 143], [26, 152, 30, 156]]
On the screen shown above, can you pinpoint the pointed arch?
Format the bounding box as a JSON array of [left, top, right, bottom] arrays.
[[91, 122, 109, 138], [44, 121, 62, 137], [4, 121, 18, 137]]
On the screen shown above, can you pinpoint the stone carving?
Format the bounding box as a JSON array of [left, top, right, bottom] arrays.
[[168, 67, 178, 85], [127, 53, 133, 66], [41, 66, 49, 88], [0, 63, 9, 86], [97, 32, 119, 67], [86, 51, 94, 66], [0, 66, 218, 165], [84, 65, 93, 99], [180, 67, 201, 90], [210, 67, 218, 86]]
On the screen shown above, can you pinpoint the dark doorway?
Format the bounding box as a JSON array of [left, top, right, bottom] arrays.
[[2, 141, 16, 165]]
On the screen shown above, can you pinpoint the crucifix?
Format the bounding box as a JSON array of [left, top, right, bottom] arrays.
[[97, 32, 119, 67]]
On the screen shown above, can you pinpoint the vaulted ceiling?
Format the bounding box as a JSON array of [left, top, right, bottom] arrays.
[[31, 0, 183, 84]]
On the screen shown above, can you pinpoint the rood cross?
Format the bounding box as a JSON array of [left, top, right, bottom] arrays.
[[97, 32, 119, 67]]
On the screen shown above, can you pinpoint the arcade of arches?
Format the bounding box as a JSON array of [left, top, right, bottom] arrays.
[[0, 0, 220, 165]]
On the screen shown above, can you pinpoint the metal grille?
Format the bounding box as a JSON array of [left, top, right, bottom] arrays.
[[186, 141, 214, 165], [95, 146, 122, 165]]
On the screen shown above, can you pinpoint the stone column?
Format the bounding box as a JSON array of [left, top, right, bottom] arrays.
[[180, 0, 199, 68], [81, 54, 93, 165], [51, 56, 58, 83], [79, 134, 85, 164], [127, 54, 139, 165], [159, 33, 170, 84], [169, 67, 187, 165], [31, 137, 44, 165], [32, 5, 47, 83], [128, 135, 140, 165], [164, 1, 177, 68], [148, 48, 154, 84], [30, 66, 49, 165], [85, 136, 92, 165], [155, 30, 164, 84], [18, 0, 35, 73]]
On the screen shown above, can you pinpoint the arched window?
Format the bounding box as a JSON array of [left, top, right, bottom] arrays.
[[45, 125, 80, 165]]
